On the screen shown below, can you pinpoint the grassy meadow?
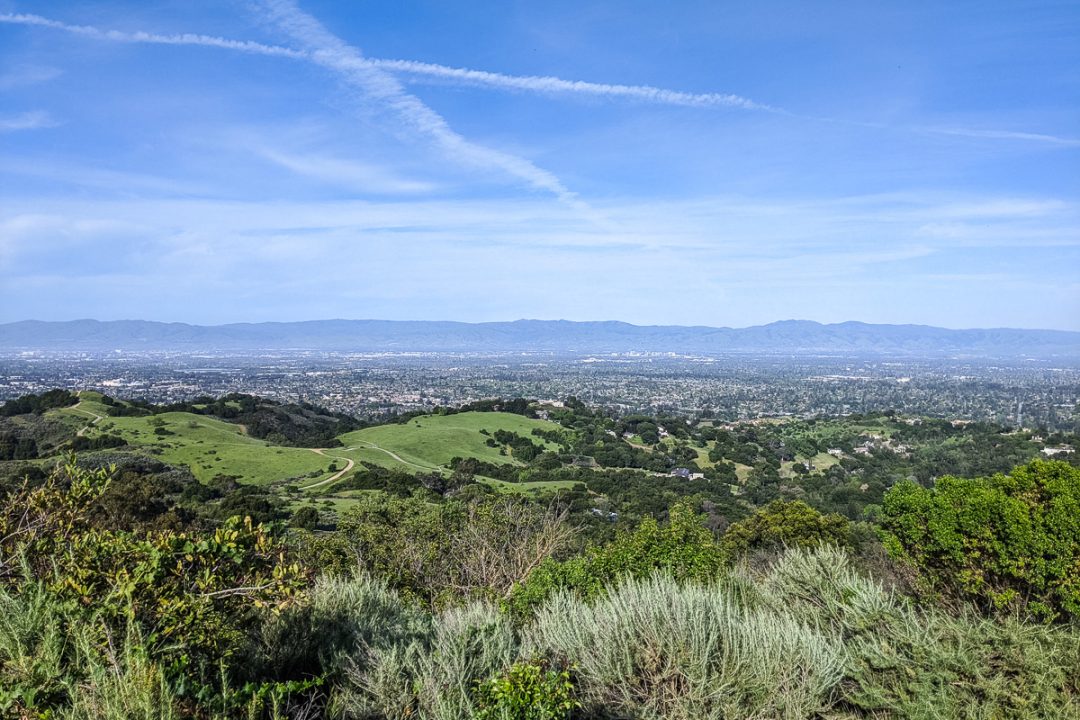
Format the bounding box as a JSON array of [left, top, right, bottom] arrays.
[[52, 401, 571, 499], [56, 395, 333, 486], [338, 411, 563, 468]]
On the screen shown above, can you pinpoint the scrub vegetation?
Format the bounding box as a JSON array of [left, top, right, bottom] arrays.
[[1, 390, 1080, 718]]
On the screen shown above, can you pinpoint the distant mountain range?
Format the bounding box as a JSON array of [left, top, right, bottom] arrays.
[[1, 319, 1078, 358]]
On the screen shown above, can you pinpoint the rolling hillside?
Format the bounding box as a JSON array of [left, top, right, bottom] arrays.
[[55, 394, 333, 486], [337, 411, 562, 470], [49, 398, 569, 498]]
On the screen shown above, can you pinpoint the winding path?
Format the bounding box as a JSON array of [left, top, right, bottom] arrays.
[[71, 392, 105, 437], [300, 440, 448, 491], [348, 441, 443, 472], [302, 448, 356, 490]]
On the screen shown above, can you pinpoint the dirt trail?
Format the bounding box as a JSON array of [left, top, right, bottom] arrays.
[[302, 441, 448, 492], [302, 448, 356, 490], [349, 441, 441, 472], [72, 392, 105, 437]]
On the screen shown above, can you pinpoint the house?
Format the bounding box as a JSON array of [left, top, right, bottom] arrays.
[[827, 448, 844, 457], [1043, 446, 1075, 457], [671, 467, 692, 479], [589, 508, 618, 522]]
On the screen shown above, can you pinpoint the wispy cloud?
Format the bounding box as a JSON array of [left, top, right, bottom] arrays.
[[4, 191, 1075, 327], [4, 10, 1075, 150], [367, 58, 774, 111], [0, 12, 305, 59], [0, 64, 62, 90], [0, 9, 587, 209], [918, 126, 1080, 148], [0, 110, 58, 132], [0, 11, 775, 113], [255, 147, 437, 194], [253, 0, 588, 209], [0, 158, 210, 196]]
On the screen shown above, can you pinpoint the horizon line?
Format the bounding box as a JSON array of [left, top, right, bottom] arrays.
[[3, 317, 1078, 334]]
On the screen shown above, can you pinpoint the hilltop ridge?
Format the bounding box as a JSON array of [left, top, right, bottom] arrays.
[[2, 318, 1078, 358]]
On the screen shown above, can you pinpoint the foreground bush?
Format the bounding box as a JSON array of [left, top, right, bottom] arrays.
[[252, 573, 429, 686], [720, 499, 851, 558], [759, 546, 1080, 719], [0, 460, 306, 714], [879, 459, 1080, 621], [341, 600, 517, 719], [506, 503, 726, 619], [473, 661, 576, 720], [337, 492, 577, 608], [0, 583, 178, 719], [526, 574, 844, 720]]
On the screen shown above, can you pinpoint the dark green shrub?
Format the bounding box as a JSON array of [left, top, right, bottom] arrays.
[[0, 460, 305, 694], [880, 460, 1080, 621], [507, 503, 725, 619], [720, 499, 851, 558], [473, 660, 577, 720], [290, 506, 320, 530]]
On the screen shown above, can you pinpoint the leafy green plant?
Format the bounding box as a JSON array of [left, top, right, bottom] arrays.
[[879, 459, 1080, 621], [507, 502, 725, 619], [473, 660, 577, 720], [720, 499, 851, 558], [0, 459, 306, 700]]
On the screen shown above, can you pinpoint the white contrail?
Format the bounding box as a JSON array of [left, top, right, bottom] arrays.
[[366, 58, 775, 112], [918, 126, 1080, 148], [0, 11, 772, 113], [1, 9, 586, 206], [2, 11, 1076, 148], [253, 0, 585, 207], [0, 12, 305, 58]]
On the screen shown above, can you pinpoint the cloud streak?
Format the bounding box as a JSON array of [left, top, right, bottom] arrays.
[[0, 12, 305, 58], [1, 9, 588, 208], [917, 126, 1080, 148], [0, 11, 772, 113], [1, 9, 1076, 153], [0, 64, 62, 90], [253, 0, 586, 208], [254, 147, 438, 194], [0, 110, 58, 132], [366, 58, 775, 112]]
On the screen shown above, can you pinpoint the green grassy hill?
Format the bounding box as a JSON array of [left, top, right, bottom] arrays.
[[52, 399, 568, 495], [54, 394, 332, 486], [337, 411, 562, 470]]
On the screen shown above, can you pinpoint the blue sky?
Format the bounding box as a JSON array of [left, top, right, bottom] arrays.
[[0, 0, 1077, 330]]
